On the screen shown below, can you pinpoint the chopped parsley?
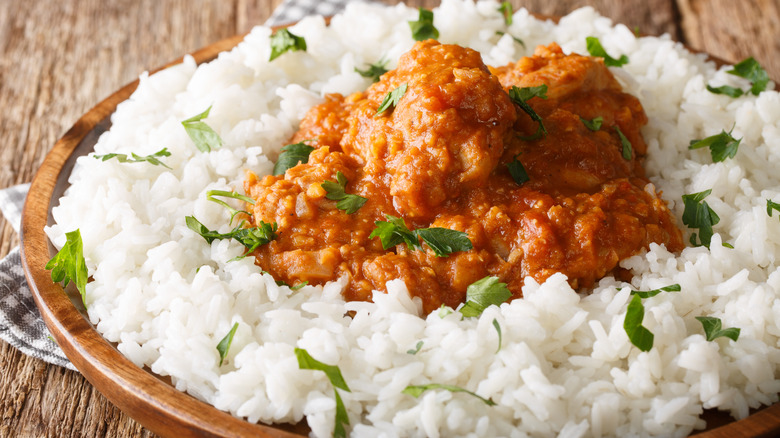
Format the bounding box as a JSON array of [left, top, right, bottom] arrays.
[[767, 199, 780, 218], [182, 106, 222, 152], [376, 83, 408, 116], [403, 383, 496, 406], [495, 31, 525, 48], [273, 142, 316, 176], [206, 190, 255, 225], [580, 116, 603, 131], [408, 8, 439, 41], [492, 318, 503, 353], [369, 214, 473, 257], [216, 322, 239, 366], [508, 85, 548, 140], [728, 57, 769, 96], [614, 126, 632, 160], [407, 341, 424, 355], [321, 171, 368, 214], [186, 216, 277, 257], [586, 36, 629, 67], [498, 1, 513, 25], [630, 284, 681, 299], [269, 28, 307, 61], [688, 127, 742, 162], [93, 147, 172, 169], [681, 189, 720, 248], [295, 348, 351, 438], [355, 59, 389, 83], [459, 276, 512, 317], [624, 294, 654, 352], [506, 154, 529, 185], [706, 84, 745, 98], [695, 316, 740, 342], [45, 229, 88, 308]]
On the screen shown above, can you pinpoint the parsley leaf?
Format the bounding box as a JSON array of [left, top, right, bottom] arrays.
[[207, 190, 256, 225], [216, 322, 239, 366], [407, 341, 424, 355], [273, 142, 316, 176], [376, 83, 407, 116], [403, 383, 496, 406], [681, 189, 720, 248], [630, 284, 681, 299], [355, 59, 389, 83], [459, 276, 512, 317], [321, 171, 368, 214], [415, 228, 473, 257], [586, 36, 629, 67], [767, 199, 780, 218], [624, 294, 654, 352], [186, 216, 277, 257], [498, 1, 513, 25], [706, 84, 745, 98], [369, 215, 472, 257], [614, 126, 632, 160], [408, 8, 439, 41], [45, 229, 89, 308], [728, 57, 769, 96], [580, 116, 603, 131], [295, 348, 351, 438], [695, 316, 740, 342], [269, 28, 307, 61], [495, 31, 526, 48], [182, 106, 222, 152], [93, 147, 172, 169], [689, 128, 742, 162], [506, 154, 529, 185], [508, 85, 548, 140], [492, 318, 503, 353]]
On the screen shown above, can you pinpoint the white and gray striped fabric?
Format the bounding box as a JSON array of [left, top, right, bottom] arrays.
[[0, 0, 358, 370]]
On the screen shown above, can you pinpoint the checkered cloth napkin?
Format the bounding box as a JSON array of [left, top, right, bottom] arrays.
[[0, 0, 363, 371]]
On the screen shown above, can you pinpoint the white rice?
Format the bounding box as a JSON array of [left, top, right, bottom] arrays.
[[45, 1, 780, 436]]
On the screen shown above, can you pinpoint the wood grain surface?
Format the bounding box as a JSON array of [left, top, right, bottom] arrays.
[[0, 1, 777, 437]]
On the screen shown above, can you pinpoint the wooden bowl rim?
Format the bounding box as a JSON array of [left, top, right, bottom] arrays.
[[18, 15, 780, 438]]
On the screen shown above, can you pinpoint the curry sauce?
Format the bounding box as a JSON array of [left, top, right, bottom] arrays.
[[244, 40, 684, 313]]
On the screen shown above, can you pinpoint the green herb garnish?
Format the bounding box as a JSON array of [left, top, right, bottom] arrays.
[[695, 316, 740, 342], [580, 116, 603, 131], [495, 31, 526, 48], [45, 229, 89, 308], [295, 348, 351, 438], [407, 341, 424, 355], [273, 142, 316, 176], [438, 304, 454, 318], [586, 36, 629, 67], [93, 147, 172, 169], [624, 294, 653, 352], [492, 318, 503, 353], [369, 214, 472, 257], [706, 84, 745, 98], [689, 127, 742, 162], [408, 8, 439, 41], [508, 85, 548, 140], [206, 190, 256, 225], [403, 383, 496, 406], [459, 276, 512, 317], [506, 154, 529, 185], [614, 126, 632, 160], [498, 1, 513, 25], [186, 216, 277, 257], [728, 57, 769, 96], [291, 281, 308, 290], [182, 106, 222, 152], [767, 199, 780, 218], [269, 28, 307, 61], [216, 322, 239, 366], [355, 59, 389, 83], [630, 284, 681, 299], [681, 189, 720, 248], [321, 171, 368, 214], [376, 83, 408, 116]]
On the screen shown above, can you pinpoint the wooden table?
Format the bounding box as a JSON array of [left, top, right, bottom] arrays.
[[1, 0, 777, 436]]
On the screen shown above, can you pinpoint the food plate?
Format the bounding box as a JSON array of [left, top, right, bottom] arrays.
[[19, 11, 780, 438]]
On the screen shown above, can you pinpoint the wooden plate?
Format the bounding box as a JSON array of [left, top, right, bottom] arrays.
[[18, 22, 780, 438]]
